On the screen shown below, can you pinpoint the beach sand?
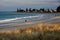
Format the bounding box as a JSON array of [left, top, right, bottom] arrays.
[[0, 22, 60, 34], [0, 15, 60, 33]]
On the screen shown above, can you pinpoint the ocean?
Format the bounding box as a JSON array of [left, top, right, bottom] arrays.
[[0, 12, 60, 26]]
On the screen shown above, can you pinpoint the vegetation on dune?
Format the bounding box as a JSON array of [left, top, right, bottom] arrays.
[[0, 23, 60, 40]]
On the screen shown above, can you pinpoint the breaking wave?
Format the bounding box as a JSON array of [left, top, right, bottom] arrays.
[[0, 15, 41, 23]]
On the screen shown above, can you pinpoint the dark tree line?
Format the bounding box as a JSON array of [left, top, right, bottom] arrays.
[[17, 6, 60, 13]]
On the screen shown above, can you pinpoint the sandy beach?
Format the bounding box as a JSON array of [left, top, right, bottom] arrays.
[[0, 16, 60, 32], [0, 22, 60, 34], [0, 16, 60, 31]]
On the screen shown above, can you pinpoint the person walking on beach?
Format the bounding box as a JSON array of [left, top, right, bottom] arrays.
[[25, 20, 27, 22]]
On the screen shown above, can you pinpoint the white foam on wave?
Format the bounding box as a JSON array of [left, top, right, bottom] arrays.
[[0, 18, 19, 23], [0, 15, 41, 23]]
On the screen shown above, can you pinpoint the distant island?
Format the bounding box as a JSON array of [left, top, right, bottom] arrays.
[[17, 6, 60, 13]]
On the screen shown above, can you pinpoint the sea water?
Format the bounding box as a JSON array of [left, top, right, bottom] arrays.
[[0, 12, 60, 26]]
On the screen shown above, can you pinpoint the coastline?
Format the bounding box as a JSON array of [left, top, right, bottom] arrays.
[[0, 16, 60, 31], [0, 13, 60, 33], [0, 19, 60, 32]]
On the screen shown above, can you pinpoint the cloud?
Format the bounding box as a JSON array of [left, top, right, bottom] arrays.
[[0, 0, 60, 6], [0, 0, 60, 11]]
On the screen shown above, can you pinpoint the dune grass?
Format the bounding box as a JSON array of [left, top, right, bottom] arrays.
[[0, 23, 60, 40]]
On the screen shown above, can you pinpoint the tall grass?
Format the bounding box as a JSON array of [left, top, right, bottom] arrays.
[[0, 23, 60, 40]]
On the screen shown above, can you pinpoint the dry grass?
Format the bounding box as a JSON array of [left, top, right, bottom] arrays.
[[0, 23, 60, 40]]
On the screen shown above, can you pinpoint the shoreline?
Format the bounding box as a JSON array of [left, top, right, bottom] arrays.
[[0, 16, 60, 31], [0, 20, 60, 32]]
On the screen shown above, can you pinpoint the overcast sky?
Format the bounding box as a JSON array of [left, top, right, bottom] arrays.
[[0, 0, 60, 11]]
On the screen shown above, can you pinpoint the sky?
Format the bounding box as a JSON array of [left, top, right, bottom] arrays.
[[0, 0, 60, 11]]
